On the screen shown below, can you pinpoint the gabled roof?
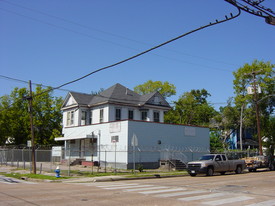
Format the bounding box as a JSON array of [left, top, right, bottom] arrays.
[[62, 83, 170, 109]]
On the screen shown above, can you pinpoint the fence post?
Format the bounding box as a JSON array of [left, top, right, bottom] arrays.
[[68, 144, 71, 177], [105, 150, 107, 173]]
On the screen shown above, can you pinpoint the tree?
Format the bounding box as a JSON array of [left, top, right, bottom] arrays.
[[0, 86, 63, 146], [134, 80, 176, 99], [232, 60, 274, 149], [165, 89, 217, 126]]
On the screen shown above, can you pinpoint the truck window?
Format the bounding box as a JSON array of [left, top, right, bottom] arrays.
[[215, 155, 222, 161], [199, 155, 215, 160], [222, 155, 226, 161]]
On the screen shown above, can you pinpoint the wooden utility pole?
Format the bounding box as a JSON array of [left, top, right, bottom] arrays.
[[246, 70, 263, 155], [28, 80, 36, 174]]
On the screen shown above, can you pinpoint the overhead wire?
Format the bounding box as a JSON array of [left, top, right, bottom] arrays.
[[0, 6, 241, 112], [0, 0, 239, 67]]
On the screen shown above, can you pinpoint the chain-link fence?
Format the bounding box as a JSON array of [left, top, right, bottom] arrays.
[[0, 146, 260, 175]]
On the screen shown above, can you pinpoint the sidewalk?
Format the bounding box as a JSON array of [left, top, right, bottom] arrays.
[[0, 164, 187, 183]]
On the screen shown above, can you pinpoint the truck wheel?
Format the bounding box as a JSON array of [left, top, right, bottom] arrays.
[[190, 173, 197, 177], [206, 167, 214, 176], [220, 172, 226, 175], [235, 166, 242, 174]]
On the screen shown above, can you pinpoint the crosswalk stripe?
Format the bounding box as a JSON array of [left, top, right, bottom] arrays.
[[97, 183, 139, 188], [139, 188, 186, 194], [103, 184, 153, 190], [125, 186, 168, 192], [246, 200, 275, 206], [178, 193, 226, 201], [155, 190, 207, 198], [204, 196, 254, 205]]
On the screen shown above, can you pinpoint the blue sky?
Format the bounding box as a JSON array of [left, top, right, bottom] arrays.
[[0, 0, 274, 109]]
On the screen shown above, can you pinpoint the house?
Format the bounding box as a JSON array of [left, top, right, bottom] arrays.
[[55, 83, 209, 169]]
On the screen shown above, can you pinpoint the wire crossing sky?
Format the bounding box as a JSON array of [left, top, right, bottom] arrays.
[[0, 0, 274, 108]]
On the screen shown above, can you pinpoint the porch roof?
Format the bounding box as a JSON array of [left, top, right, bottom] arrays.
[[55, 136, 89, 141]]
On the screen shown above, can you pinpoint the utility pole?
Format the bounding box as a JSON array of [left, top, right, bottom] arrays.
[[28, 80, 36, 174], [239, 104, 244, 150], [246, 70, 263, 155]]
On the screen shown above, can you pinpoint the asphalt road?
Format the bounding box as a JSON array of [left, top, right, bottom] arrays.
[[1, 170, 275, 206]]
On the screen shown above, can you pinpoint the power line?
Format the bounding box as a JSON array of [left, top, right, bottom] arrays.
[[0, 7, 241, 112], [0, 0, 238, 68], [0, 74, 72, 92], [53, 9, 241, 91]]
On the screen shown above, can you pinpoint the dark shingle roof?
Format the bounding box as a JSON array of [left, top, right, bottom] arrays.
[[64, 83, 170, 109]]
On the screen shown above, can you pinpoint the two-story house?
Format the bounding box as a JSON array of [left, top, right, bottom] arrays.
[[55, 83, 209, 169]]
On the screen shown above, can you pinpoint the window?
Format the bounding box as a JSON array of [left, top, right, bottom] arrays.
[[81, 111, 86, 125], [111, 136, 119, 143], [115, 108, 121, 121], [67, 111, 74, 126], [128, 110, 134, 120], [141, 111, 148, 121], [100, 109, 104, 123], [154, 111, 160, 122], [89, 110, 93, 125]]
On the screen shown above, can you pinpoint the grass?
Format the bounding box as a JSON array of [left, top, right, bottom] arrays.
[[0, 172, 70, 180], [0, 167, 188, 180]]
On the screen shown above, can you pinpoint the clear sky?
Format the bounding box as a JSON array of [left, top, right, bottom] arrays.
[[1, 0, 274, 109]]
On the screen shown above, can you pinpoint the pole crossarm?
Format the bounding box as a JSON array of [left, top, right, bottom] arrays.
[[225, 0, 275, 25]]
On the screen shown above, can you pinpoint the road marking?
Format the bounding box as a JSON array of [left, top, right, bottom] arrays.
[[246, 200, 275, 206], [125, 186, 168, 192], [178, 192, 226, 201], [103, 184, 153, 190], [204, 196, 254, 205], [97, 183, 139, 188], [139, 188, 186, 194], [155, 190, 207, 198]]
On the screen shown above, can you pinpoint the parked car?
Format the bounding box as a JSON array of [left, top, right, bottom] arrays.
[[187, 154, 246, 177], [243, 155, 275, 172]]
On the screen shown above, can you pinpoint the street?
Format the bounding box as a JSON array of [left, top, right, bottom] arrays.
[[1, 170, 275, 206]]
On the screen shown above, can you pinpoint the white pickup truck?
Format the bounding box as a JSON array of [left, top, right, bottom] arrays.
[[187, 154, 246, 176]]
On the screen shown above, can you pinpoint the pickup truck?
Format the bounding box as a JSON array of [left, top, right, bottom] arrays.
[[187, 154, 246, 176]]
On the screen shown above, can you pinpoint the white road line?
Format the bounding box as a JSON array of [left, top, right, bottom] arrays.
[[103, 184, 153, 190], [125, 186, 168, 192], [97, 183, 139, 188], [139, 188, 186, 194], [204, 196, 254, 205], [155, 190, 207, 198], [178, 193, 226, 201], [246, 200, 275, 206]]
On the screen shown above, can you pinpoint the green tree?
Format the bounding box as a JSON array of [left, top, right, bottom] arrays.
[[165, 89, 217, 126], [233, 60, 274, 147], [134, 80, 176, 99], [0, 86, 63, 145]]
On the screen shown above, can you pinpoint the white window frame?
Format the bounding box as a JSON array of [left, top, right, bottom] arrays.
[[100, 109, 104, 123], [67, 111, 74, 126]]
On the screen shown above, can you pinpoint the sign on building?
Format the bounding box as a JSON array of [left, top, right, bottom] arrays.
[[52, 146, 62, 157]]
